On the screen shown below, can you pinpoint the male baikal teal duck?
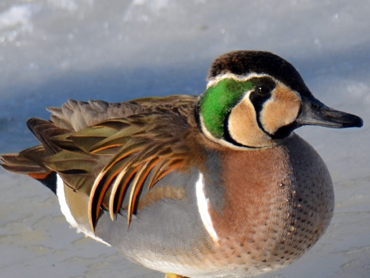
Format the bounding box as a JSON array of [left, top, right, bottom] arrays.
[[1, 51, 363, 278]]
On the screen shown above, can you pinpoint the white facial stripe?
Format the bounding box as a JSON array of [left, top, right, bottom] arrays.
[[206, 72, 272, 89], [195, 172, 219, 244]]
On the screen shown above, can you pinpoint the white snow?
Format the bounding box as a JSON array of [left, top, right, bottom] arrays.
[[0, 5, 34, 29], [0, 1, 369, 278], [0, 4, 41, 42]]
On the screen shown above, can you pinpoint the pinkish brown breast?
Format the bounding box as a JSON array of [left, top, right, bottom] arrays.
[[201, 133, 334, 277]]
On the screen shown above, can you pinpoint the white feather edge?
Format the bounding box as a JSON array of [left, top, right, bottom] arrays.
[[206, 72, 271, 89], [56, 174, 111, 246]]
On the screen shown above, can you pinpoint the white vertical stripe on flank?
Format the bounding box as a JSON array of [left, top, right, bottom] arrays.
[[195, 172, 219, 243]]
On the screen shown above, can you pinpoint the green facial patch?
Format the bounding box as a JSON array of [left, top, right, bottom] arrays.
[[200, 78, 255, 138]]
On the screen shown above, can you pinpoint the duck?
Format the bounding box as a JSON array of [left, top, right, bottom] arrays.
[[1, 50, 363, 278]]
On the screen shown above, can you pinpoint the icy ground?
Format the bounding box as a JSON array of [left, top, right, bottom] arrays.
[[0, 1, 369, 277]]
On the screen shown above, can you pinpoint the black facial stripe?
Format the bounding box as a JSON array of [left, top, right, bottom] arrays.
[[272, 106, 302, 139], [221, 91, 248, 142], [249, 93, 271, 115], [223, 112, 257, 148], [272, 125, 296, 139], [249, 77, 276, 110], [249, 77, 276, 135]]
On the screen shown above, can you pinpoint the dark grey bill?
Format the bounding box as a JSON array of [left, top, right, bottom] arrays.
[[296, 96, 363, 128]]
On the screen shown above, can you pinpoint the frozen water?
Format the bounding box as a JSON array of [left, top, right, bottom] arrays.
[[0, 0, 369, 277]]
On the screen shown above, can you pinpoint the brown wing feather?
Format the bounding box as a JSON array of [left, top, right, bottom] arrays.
[[86, 107, 198, 229], [47, 95, 197, 131], [1, 95, 199, 231]]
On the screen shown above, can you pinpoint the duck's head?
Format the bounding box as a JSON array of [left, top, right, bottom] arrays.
[[199, 50, 363, 149]]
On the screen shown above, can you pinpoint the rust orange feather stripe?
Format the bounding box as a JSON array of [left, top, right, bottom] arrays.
[[85, 111, 196, 229], [147, 159, 168, 190], [88, 159, 132, 230], [109, 158, 158, 219], [4, 96, 199, 232], [108, 165, 136, 220], [127, 161, 150, 226], [88, 141, 191, 230]]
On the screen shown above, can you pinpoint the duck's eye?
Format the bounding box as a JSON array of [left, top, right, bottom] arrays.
[[256, 86, 271, 95]]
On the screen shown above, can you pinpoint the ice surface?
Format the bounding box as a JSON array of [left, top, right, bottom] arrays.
[[0, 0, 369, 277]]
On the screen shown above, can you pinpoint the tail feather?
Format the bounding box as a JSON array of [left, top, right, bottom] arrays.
[[0, 148, 58, 193], [1, 117, 71, 193], [0, 152, 49, 175], [26, 118, 70, 155], [0, 120, 61, 193]]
